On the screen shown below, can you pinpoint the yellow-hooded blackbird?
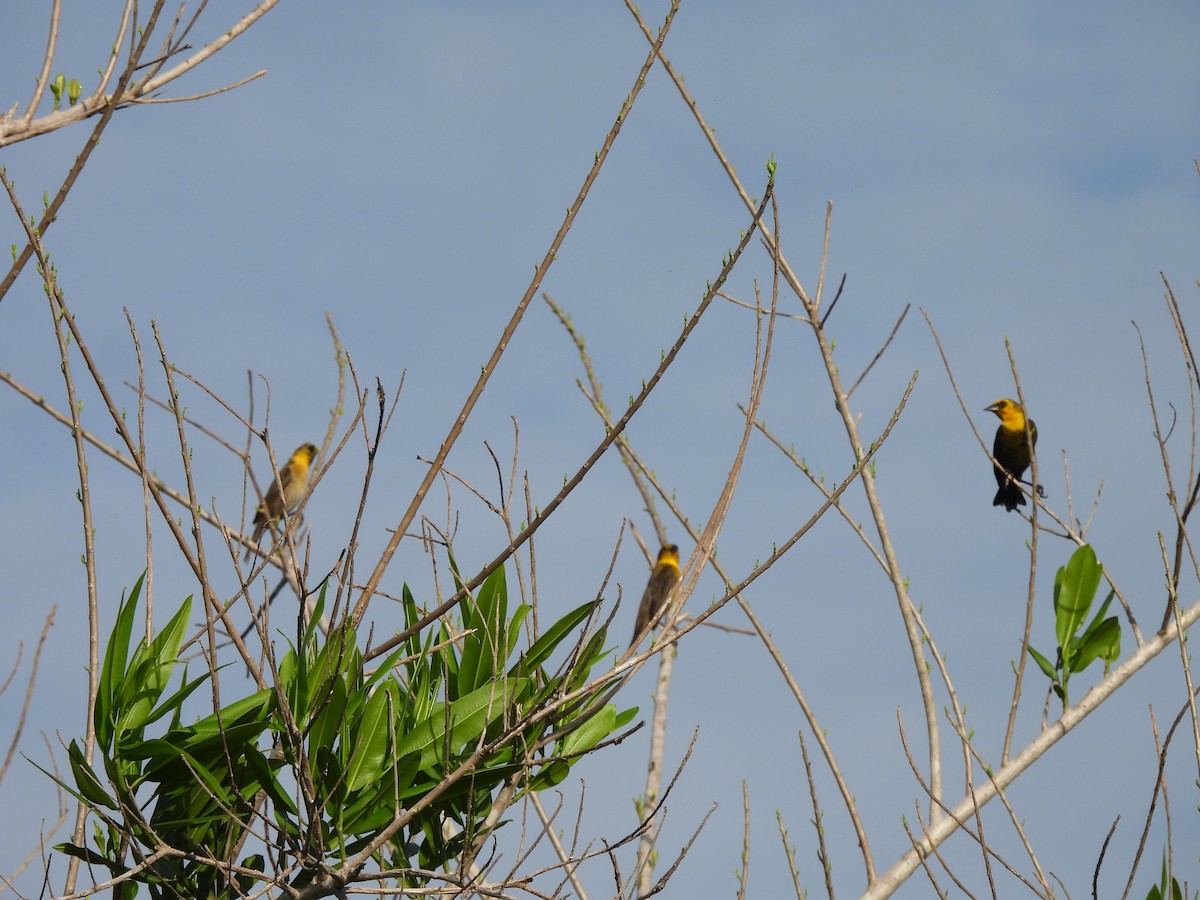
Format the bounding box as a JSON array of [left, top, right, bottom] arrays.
[[631, 544, 681, 646], [986, 399, 1036, 511], [245, 443, 319, 558]]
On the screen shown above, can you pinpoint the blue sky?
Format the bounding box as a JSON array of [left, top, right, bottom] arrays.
[[2, 3, 1200, 897]]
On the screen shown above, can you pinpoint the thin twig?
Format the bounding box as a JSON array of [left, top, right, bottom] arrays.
[[797, 728, 835, 899], [0, 607, 56, 785], [1092, 817, 1120, 899], [1003, 339, 1040, 766], [736, 783, 751, 900], [775, 811, 808, 900], [848, 302, 910, 397]]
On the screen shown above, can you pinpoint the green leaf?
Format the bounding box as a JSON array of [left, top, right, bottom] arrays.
[[1070, 617, 1120, 675], [146, 748, 228, 829], [50, 73, 65, 110], [117, 595, 191, 734], [477, 566, 507, 635], [346, 681, 396, 792], [67, 740, 118, 809], [506, 603, 531, 662], [437, 616, 460, 692], [309, 670, 349, 755], [406, 634, 442, 725], [277, 638, 301, 709], [186, 688, 274, 737], [613, 705, 638, 731], [1054, 544, 1102, 652], [1028, 646, 1059, 683], [141, 666, 209, 731], [561, 703, 617, 758], [458, 567, 509, 697], [567, 627, 610, 694], [363, 642, 409, 694], [402, 583, 425, 659], [53, 841, 125, 869], [396, 677, 527, 770], [530, 759, 570, 791], [96, 574, 144, 749], [243, 743, 295, 816], [342, 753, 418, 835], [1068, 590, 1118, 673], [515, 599, 598, 676]]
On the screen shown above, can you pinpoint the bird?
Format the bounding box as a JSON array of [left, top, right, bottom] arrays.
[[245, 443, 319, 558], [631, 544, 681, 646], [985, 399, 1037, 511]]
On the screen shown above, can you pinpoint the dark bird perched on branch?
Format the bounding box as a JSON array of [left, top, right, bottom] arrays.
[[631, 544, 681, 646], [245, 443, 318, 558], [986, 399, 1036, 512]]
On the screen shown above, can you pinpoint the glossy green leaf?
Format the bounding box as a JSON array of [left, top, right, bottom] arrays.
[[140, 666, 209, 731], [243, 743, 295, 816], [276, 638, 304, 719], [117, 596, 191, 734], [1053, 544, 1101, 652], [308, 673, 349, 761], [407, 642, 440, 724], [1077, 591, 1114, 642], [613, 705, 638, 730], [53, 841, 124, 869], [1070, 617, 1120, 675], [187, 688, 274, 736], [344, 751, 420, 829], [1067, 591, 1118, 672], [1028, 646, 1059, 683], [397, 677, 526, 769], [310, 627, 360, 702], [506, 603, 531, 661], [401, 583, 425, 658], [561, 703, 617, 758], [67, 740, 117, 809], [96, 574, 144, 749], [515, 599, 599, 676], [459, 567, 509, 697], [477, 566, 507, 635], [363, 642, 409, 693], [346, 681, 396, 792], [530, 758, 570, 791], [567, 628, 610, 694], [305, 586, 328, 645]]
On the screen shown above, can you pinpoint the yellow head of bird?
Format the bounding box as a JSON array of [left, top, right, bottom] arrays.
[[657, 544, 681, 571], [985, 398, 1026, 431]]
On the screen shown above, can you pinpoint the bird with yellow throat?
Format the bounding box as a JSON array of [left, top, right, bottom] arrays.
[[985, 399, 1036, 512], [631, 544, 681, 646], [245, 443, 318, 558]]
